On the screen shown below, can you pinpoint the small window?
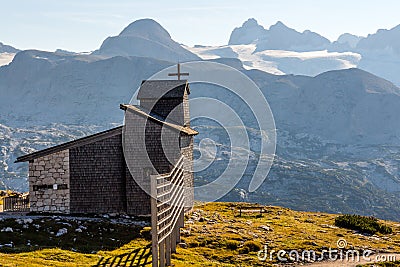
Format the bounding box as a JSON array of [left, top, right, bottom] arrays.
[[179, 136, 191, 148]]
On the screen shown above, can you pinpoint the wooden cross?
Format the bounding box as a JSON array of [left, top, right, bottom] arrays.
[[168, 63, 189, 80]]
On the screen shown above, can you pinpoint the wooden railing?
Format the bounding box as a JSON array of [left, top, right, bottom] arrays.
[[150, 156, 185, 267], [3, 195, 30, 212]]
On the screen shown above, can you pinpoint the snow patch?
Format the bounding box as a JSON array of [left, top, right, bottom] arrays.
[[186, 44, 361, 76], [0, 53, 15, 66], [355, 161, 369, 168]]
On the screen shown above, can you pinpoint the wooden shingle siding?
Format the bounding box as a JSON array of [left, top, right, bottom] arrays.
[[69, 134, 127, 214], [124, 110, 183, 214], [145, 120, 181, 174], [141, 98, 185, 125], [137, 80, 188, 99], [125, 167, 151, 215], [183, 91, 190, 126], [181, 138, 194, 209]]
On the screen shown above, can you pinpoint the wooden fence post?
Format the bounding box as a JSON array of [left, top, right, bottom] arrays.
[[151, 175, 158, 267], [166, 234, 171, 266], [180, 210, 185, 227], [171, 224, 177, 253], [176, 224, 181, 244], [159, 240, 165, 267]]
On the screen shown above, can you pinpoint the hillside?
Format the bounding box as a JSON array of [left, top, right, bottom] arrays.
[[0, 50, 172, 126], [0, 202, 398, 266]]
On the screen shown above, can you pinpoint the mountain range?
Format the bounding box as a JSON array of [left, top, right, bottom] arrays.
[[229, 19, 331, 51], [228, 18, 400, 56], [0, 18, 399, 220], [189, 18, 400, 85], [2, 18, 400, 84]]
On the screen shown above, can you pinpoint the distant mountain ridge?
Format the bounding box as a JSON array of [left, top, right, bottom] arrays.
[[229, 19, 330, 52], [194, 18, 399, 85], [357, 24, 400, 55], [0, 42, 19, 53], [228, 18, 400, 54]]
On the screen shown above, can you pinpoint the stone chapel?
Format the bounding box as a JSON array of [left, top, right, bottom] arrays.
[[15, 80, 197, 215]]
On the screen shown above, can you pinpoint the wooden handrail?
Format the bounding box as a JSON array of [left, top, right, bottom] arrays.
[[151, 155, 186, 267]]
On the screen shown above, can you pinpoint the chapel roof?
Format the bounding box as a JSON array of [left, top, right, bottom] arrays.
[[15, 126, 123, 163], [137, 80, 189, 99]]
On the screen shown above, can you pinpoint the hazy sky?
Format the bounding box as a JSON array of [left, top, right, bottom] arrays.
[[1, 0, 399, 52]]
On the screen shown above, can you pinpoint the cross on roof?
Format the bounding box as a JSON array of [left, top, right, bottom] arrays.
[[168, 63, 189, 80]]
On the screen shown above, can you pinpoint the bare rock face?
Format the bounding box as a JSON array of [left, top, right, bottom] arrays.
[[228, 18, 267, 45], [0, 42, 19, 53], [356, 24, 400, 55], [255, 21, 330, 52], [228, 19, 330, 51]]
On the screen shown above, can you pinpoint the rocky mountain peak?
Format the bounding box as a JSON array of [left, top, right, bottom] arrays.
[[119, 18, 171, 43]]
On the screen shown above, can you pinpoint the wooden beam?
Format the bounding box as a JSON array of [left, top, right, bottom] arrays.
[[159, 240, 165, 267], [166, 235, 171, 266], [171, 225, 177, 253]]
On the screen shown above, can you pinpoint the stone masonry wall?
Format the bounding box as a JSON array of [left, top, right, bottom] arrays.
[[29, 150, 70, 213]]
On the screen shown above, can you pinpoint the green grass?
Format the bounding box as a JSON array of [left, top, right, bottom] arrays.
[[0, 202, 399, 266], [172, 202, 400, 266]]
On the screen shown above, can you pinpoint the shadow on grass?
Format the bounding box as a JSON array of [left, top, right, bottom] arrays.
[[94, 243, 152, 267]]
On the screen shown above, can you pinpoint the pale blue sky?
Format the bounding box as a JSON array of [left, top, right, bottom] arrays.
[[1, 0, 399, 52]]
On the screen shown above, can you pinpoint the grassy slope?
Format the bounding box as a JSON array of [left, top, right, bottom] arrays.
[[0, 202, 399, 266], [173, 202, 400, 266]]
